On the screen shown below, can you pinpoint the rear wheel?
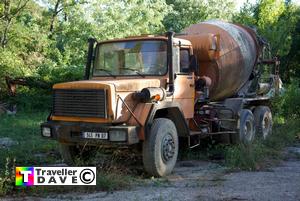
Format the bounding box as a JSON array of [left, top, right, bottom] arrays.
[[231, 109, 255, 144], [239, 109, 255, 144], [142, 118, 178, 177], [253, 106, 272, 140]]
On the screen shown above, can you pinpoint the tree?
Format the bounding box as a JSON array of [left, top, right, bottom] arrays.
[[39, 0, 86, 36], [280, 6, 300, 81], [205, 0, 235, 20], [0, 0, 30, 48], [235, 0, 299, 56], [0, 1, 50, 93], [163, 0, 236, 33], [91, 0, 171, 39], [163, 0, 207, 32]]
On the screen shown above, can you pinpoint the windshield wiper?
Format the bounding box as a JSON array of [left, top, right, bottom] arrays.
[[96, 68, 116, 78], [120, 67, 145, 78]]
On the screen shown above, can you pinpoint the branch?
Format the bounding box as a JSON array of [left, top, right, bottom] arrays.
[[56, 7, 63, 15], [9, 0, 30, 19]]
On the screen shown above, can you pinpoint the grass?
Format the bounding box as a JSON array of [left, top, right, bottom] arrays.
[[0, 111, 59, 167], [0, 112, 136, 196], [224, 119, 300, 170], [96, 172, 135, 191]]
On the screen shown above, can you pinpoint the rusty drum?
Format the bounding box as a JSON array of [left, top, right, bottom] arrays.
[[179, 20, 261, 101]]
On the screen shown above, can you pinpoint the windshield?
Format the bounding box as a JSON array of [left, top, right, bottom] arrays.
[[93, 40, 167, 76]]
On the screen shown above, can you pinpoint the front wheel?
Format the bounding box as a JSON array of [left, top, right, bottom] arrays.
[[142, 118, 179, 177]]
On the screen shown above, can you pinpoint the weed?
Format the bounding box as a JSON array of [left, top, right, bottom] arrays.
[[224, 119, 300, 170], [0, 158, 15, 196], [96, 171, 134, 191]]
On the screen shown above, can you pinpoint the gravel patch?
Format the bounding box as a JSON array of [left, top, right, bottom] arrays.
[[4, 145, 300, 201]]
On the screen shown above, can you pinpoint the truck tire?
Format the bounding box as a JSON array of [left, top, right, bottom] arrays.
[[237, 109, 255, 145], [143, 118, 178, 177], [253, 106, 272, 140]]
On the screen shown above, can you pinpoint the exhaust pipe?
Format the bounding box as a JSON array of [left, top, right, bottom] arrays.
[[84, 38, 97, 80], [166, 31, 175, 96]]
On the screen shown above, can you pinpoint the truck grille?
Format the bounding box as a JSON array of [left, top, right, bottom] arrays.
[[53, 89, 107, 118]]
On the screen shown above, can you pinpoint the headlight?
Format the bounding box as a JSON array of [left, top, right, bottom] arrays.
[[42, 127, 51, 137], [109, 130, 127, 141]]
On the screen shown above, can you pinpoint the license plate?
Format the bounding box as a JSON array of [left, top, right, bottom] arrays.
[[82, 132, 108, 139]]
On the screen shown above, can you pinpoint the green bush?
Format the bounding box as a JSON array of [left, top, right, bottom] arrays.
[[37, 62, 84, 84], [6, 88, 51, 112], [280, 80, 300, 119]]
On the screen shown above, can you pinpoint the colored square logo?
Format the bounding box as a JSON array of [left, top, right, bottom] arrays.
[[15, 167, 34, 186]]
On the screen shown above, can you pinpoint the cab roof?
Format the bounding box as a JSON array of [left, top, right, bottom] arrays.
[[97, 35, 192, 46]]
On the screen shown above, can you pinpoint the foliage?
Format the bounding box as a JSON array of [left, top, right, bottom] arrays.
[[163, 0, 207, 32], [8, 88, 52, 112], [280, 7, 300, 81], [234, 0, 300, 82], [163, 0, 236, 32], [277, 80, 300, 119], [91, 0, 171, 39]]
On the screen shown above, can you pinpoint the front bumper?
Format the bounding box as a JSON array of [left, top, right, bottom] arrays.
[[41, 121, 140, 145]]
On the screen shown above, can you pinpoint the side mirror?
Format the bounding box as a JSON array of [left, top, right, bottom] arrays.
[[189, 55, 198, 73]]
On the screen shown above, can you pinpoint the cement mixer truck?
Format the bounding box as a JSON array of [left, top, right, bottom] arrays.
[[41, 20, 281, 176]]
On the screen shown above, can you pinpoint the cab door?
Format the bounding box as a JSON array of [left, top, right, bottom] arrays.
[[173, 48, 195, 118]]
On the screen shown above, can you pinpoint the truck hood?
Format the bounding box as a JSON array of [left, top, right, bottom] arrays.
[[53, 79, 161, 92]]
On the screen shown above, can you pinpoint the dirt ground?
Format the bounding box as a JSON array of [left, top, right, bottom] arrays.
[[5, 145, 300, 201]]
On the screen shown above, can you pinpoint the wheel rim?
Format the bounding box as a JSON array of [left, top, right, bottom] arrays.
[[262, 114, 270, 139], [161, 133, 175, 162]]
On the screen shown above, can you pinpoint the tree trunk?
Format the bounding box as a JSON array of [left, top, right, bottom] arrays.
[[49, 0, 61, 37]]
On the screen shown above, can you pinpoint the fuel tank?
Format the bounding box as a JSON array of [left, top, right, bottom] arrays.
[[179, 20, 261, 101]]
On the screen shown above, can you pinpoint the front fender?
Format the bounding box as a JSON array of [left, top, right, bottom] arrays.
[[144, 102, 190, 139]]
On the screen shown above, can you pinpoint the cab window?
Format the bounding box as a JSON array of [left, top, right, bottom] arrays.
[[180, 49, 190, 73]]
